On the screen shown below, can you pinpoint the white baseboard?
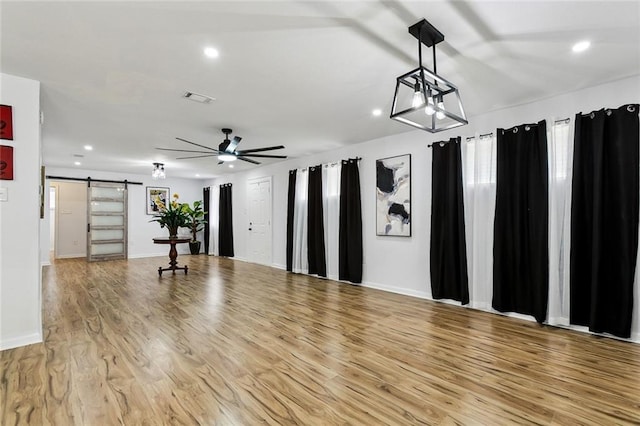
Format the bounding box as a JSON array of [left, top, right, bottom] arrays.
[[127, 252, 167, 259], [360, 280, 431, 300], [55, 254, 85, 259], [0, 332, 43, 351]]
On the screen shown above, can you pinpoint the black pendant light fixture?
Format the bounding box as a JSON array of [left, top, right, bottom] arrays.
[[390, 19, 468, 133], [152, 162, 165, 179]]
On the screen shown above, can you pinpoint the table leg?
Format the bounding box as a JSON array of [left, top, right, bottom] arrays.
[[169, 243, 178, 273]]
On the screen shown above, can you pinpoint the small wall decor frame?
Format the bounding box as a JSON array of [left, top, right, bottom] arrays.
[[146, 186, 169, 215], [0, 105, 14, 140], [376, 154, 411, 236], [0, 145, 14, 180]]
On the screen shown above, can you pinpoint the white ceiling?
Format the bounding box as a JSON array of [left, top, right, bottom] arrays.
[[1, 1, 639, 179]]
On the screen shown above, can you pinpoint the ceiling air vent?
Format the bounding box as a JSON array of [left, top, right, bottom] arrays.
[[183, 91, 215, 104]]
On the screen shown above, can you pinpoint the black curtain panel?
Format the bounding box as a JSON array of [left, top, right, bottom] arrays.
[[493, 120, 549, 324], [286, 170, 297, 272], [570, 104, 639, 338], [203, 186, 210, 255], [430, 138, 469, 305], [307, 166, 327, 277], [339, 159, 363, 283], [218, 183, 234, 257]]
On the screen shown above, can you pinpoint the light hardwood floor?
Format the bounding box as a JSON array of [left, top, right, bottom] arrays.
[[1, 256, 639, 425]]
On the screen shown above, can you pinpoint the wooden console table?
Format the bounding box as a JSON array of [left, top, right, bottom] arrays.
[[153, 237, 191, 276]]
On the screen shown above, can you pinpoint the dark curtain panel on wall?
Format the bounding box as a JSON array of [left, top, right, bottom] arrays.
[[430, 138, 469, 305], [570, 104, 639, 338], [339, 159, 363, 283], [493, 120, 549, 324], [307, 166, 327, 277], [286, 170, 297, 272], [218, 183, 234, 257], [203, 187, 210, 255]]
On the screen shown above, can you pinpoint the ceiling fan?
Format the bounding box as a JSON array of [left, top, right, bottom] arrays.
[[157, 128, 287, 165]]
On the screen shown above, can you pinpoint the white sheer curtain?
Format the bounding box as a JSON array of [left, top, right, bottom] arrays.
[[462, 134, 497, 310], [291, 168, 308, 274], [323, 163, 341, 280], [547, 119, 573, 325]]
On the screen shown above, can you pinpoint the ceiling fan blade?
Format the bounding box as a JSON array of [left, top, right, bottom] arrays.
[[239, 154, 288, 159], [175, 137, 218, 152], [176, 154, 218, 160], [225, 136, 242, 153], [156, 148, 215, 154], [237, 145, 285, 154], [237, 157, 261, 165], [218, 161, 224, 165]]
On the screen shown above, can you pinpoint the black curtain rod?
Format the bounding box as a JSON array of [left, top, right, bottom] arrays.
[[428, 139, 461, 148], [46, 175, 143, 185], [554, 117, 571, 124], [463, 132, 495, 141], [290, 157, 362, 172]]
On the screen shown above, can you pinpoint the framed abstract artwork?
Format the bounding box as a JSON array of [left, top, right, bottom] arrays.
[[146, 186, 169, 215], [376, 154, 411, 236]]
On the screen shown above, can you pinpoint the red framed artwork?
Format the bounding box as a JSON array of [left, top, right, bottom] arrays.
[[0, 145, 14, 180], [0, 105, 14, 140]]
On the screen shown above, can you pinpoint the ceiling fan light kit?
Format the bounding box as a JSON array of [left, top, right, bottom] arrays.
[[390, 19, 468, 133]]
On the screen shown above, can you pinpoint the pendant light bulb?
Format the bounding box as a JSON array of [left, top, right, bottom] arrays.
[[436, 99, 446, 120], [412, 82, 425, 108], [425, 95, 436, 116]]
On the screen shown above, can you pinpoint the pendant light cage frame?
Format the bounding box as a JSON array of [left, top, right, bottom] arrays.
[[390, 19, 468, 133]]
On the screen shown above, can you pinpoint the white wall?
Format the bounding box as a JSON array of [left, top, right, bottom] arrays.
[[0, 73, 42, 350], [44, 167, 207, 258], [206, 75, 640, 341]]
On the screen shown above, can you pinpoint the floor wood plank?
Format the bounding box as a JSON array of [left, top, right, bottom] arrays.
[[1, 256, 639, 425]]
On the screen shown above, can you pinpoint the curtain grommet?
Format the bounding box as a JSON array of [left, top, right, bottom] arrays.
[[525, 125, 531, 131], [628, 105, 636, 113], [606, 109, 612, 116], [513, 127, 518, 133], [590, 112, 595, 119]]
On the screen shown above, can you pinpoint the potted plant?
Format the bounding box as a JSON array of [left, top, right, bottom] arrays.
[[184, 200, 207, 254], [149, 193, 189, 238]]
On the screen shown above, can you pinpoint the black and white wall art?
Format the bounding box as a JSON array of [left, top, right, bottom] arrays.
[[376, 154, 411, 236]]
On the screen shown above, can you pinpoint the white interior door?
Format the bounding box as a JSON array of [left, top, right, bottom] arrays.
[[247, 177, 272, 265]]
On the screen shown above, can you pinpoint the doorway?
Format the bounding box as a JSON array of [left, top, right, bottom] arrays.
[[49, 186, 56, 259], [247, 176, 272, 265]]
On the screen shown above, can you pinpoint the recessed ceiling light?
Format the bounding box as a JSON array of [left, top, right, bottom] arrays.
[[195, 174, 200, 177], [74, 161, 81, 166], [204, 47, 219, 58], [84, 145, 93, 151], [572, 40, 591, 53], [229, 164, 234, 168], [372, 109, 382, 117]]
